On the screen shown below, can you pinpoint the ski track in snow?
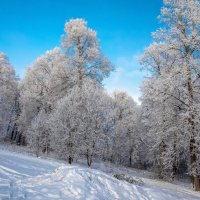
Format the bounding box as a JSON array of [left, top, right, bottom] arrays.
[[0, 149, 200, 200]]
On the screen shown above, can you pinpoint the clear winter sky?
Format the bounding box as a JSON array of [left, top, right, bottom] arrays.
[[0, 0, 163, 103]]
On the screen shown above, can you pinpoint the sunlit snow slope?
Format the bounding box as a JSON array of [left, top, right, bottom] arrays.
[[0, 149, 200, 200]]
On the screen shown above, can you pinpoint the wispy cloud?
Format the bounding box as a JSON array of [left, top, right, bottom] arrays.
[[104, 54, 147, 104]]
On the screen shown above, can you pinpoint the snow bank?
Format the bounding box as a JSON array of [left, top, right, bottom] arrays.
[[16, 166, 138, 199]]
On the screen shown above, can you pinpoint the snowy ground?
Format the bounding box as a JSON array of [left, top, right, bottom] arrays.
[[0, 148, 200, 199]]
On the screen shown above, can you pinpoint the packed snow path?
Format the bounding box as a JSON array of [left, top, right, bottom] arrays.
[[0, 150, 200, 199]]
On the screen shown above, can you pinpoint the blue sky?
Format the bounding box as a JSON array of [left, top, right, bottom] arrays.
[[0, 0, 163, 103]]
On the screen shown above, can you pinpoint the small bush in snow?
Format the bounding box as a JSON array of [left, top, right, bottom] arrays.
[[113, 173, 144, 186]]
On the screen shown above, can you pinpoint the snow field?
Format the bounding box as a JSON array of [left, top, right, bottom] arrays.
[[0, 149, 200, 200]]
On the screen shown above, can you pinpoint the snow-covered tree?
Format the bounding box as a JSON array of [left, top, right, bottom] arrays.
[[111, 91, 140, 167], [140, 0, 200, 190], [16, 18, 115, 165], [18, 48, 70, 140], [50, 80, 112, 166], [62, 18, 114, 86], [0, 52, 18, 140], [140, 77, 186, 179], [27, 110, 49, 156]]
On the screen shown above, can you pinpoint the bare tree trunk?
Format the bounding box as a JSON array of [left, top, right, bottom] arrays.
[[129, 154, 132, 168], [35, 136, 40, 157], [86, 149, 92, 167], [44, 133, 48, 156], [68, 156, 73, 164], [171, 139, 177, 180], [68, 139, 73, 165], [129, 146, 133, 168], [171, 116, 179, 181], [159, 141, 166, 179]]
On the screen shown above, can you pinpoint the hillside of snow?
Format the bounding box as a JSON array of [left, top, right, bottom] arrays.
[[0, 149, 200, 200]]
